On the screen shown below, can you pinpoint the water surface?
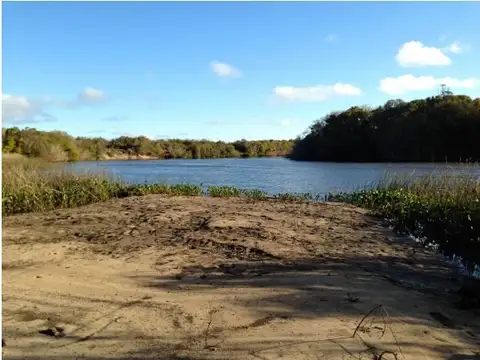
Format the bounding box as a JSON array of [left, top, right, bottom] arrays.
[[65, 157, 479, 195]]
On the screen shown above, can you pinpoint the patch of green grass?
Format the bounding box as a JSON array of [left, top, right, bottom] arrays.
[[206, 185, 268, 199], [327, 171, 480, 272], [272, 192, 317, 202], [125, 183, 203, 197], [207, 185, 243, 197]]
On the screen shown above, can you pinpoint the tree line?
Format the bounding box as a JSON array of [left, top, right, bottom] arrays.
[[2, 127, 294, 162], [289, 94, 480, 162], [5, 94, 479, 163]]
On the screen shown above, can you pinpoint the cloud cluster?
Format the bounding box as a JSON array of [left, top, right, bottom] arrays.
[[2, 94, 56, 124], [273, 83, 361, 102], [377, 39, 476, 95], [269, 38, 473, 103], [395, 40, 469, 68], [2, 87, 108, 125]]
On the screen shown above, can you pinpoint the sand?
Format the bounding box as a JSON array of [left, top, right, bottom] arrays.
[[2, 195, 480, 359]]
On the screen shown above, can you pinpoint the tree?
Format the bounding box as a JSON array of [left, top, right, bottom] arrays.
[[289, 94, 480, 163]]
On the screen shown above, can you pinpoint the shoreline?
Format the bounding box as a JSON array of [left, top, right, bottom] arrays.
[[32, 154, 290, 163], [75, 154, 289, 162], [7, 154, 479, 166]]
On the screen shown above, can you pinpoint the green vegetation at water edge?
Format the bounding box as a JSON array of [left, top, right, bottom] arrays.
[[290, 94, 480, 162], [326, 172, 480, 273], [2, 127, 294, 162], [1, 156, 315, 215]]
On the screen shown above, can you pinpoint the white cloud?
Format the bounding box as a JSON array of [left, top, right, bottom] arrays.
[[444, 41, 463, 54], [443, 40, 470, 54], [379, 74, 480, 95], [2, 94, 55, 124], [210, 61, 242, 78], [395, 41, 451, 67], [273, 83, 362, 102], [279, 119, 292, 126], [2, 88, 108, 124], [77, 88, 107, 104], [324, 34, 338, 43], [56, 87, 108, 109]]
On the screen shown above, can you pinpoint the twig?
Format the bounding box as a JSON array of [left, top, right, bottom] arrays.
[[351, 304, 404, 360], [53, 316, 122, 349], [75, 316, 123, 343], [203, 308, 218, 349], [380, 306, 404, 359], [352, 305, 383, 338], [52, 295, 151, 349], [376, 350, 399, 359], [249, 304, 405, 360]]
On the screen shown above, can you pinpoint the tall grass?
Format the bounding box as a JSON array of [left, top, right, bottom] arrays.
[[2, 155, 126, 214], [2, 156, 314, 215], [327, 171, 480, 273]]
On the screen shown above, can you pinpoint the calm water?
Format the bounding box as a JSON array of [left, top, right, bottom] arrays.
[[64, 157, 480, 196]]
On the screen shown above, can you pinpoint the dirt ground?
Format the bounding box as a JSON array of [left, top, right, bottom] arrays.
[[2, 195, 480, 360]]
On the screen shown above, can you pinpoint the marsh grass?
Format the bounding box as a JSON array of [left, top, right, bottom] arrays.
[[2, 156, 318, 215], [327, 171, 480, 272], [2, 156, 125, 214]]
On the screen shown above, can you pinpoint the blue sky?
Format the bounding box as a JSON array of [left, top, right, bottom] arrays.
[[3, 2, 480, 141]]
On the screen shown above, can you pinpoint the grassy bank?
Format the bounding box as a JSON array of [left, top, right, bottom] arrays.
[[327, 172, 480, 273], [2, 155, 316, 215]]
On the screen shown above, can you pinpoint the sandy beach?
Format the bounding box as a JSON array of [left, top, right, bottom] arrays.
[[2, 195, 479, 359]]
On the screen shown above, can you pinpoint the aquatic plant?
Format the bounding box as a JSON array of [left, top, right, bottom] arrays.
[[327, 172, 480, 273]]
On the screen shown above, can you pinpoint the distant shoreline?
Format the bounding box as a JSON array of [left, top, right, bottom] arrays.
[[68, 157, 478, 166], [49, 154, 290, 163]]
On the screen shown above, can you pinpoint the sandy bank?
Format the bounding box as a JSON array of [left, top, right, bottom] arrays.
[[2, 195, 479, 359]]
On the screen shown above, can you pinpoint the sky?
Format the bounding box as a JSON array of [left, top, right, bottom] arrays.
[[2, 1, 480, 141]]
